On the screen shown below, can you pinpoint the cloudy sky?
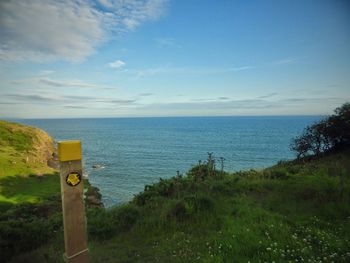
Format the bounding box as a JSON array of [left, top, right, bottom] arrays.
[[0, 0, 349, 118]]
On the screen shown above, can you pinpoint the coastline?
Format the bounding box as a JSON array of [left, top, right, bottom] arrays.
[[2, 117, 350, 263]]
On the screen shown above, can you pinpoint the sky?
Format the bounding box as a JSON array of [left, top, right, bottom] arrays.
[[0, 0, 349, 118]]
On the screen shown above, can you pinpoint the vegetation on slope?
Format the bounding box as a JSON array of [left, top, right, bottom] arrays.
[[2, 103, 350, 263], [0, 120, 62, 260], [0, 120, 59, 207], [0, 120, 102, 262], [8, 150, 350, 263], [0, 120, 55, 177]]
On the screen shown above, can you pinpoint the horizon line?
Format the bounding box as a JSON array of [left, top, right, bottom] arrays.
[[1, 114, 325, 121]]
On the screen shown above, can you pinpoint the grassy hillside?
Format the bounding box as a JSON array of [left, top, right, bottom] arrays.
[[9, 150, 350, 263], [0, 120, 59, 206], [0, 120, 55, 177], [0, 120, 60, 208], [0, 120, 102, 262]]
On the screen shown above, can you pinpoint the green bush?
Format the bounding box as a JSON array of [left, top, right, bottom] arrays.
[[111, 205, 139, 231], [0, 216, 61, 262], [167, 200, 188, 221], [291, 102, 350, 158], [134, 179, 176, 206], [88, 205, 139, 240], [167, 194, 215, 222], [264, 168, 289, 179], [194, 195, 214, 211], [156, 179, 175, 196], [188, 164, 210, 181], [134, 190, 158, 206], [209, 178, 238, 194], [87, 208, 115, 240], [187, 153, 221, 181]]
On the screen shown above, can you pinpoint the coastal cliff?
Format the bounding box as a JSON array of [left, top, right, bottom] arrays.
[[1, 118, 350, 263], [0, 120, 104, 261], [0, 120, 55, 176], [0, 120, 103, 206]]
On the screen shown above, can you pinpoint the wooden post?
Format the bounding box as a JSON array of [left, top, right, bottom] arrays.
[[58, 140, 89, 263]]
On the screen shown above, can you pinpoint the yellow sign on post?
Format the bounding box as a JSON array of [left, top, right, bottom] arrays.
[[66, 172, 82, 187], [58, 140, 82, 161], [58, 141, 89, 263]]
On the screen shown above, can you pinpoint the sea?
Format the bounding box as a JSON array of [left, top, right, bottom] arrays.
[[16, 116, 320, 207]]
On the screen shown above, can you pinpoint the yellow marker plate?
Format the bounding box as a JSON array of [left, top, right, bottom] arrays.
[[58, 141, 82, 161], [66, 172, 81, 187]]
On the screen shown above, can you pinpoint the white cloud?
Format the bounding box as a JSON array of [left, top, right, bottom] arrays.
[[271, 58, 299, 65], [39, 70, 55, 76], [11, 77, 116, 90], [136, 67, 168, 78], [109, 60, 126, 68], [155, 37, 181, 48], [228, 66, 255, 71], [39, 78, 97, 88], [133, 65, 256, 78], [0, 0, 105, 62], [0, 0, 168, 62], [116, 0, 168, 30], [98, 0, 114, 8]]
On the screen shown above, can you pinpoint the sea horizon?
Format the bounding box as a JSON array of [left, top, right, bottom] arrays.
[[15, 116, 321, 207], [4, 114, 324, 121]]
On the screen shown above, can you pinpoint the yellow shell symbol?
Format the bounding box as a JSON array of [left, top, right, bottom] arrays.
[[66, 172, 81, 187]]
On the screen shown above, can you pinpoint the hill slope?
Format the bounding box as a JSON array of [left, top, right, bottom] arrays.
[[0, 120, 103, 262], [0, 120, 55, 177], [0, 120, 60, 206], [10, 150, 350, 263]]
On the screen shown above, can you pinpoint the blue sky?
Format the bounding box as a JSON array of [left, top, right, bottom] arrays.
[[0, 0, 349, 118]]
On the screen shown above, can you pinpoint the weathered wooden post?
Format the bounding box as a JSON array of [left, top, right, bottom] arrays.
[[58, 140, 89, 263]]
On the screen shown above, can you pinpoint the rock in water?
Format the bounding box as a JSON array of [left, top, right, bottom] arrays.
[[92, 164, 105, 169]]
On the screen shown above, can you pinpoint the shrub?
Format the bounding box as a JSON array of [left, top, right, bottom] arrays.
[[134, 178, 178, 206], [194, 195, 214, 211], [166, 193, 215, 222], [0, 216, 61, 262], [167, 200, 188, 221], [209, 179, 237, 195], [187, 152, 220, 181], [188, 164, 211, 181], [156, 178, 175, 196], [87, 208, 115, 240], [183, 196, 196, 214], [264, 168, 289, 179], [134, 190, 157, 206], [286, 165, 301, 175], [88, 205, 139, 240], [111, 205, 139, 231]]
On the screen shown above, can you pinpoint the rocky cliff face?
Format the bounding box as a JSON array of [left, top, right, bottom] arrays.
[[85, 185, 104, 208], [29, 126, 55, 165]]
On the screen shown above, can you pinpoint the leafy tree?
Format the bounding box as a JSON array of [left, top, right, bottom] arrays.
[[291, 102, 350, 158], [326, 103, 350, 149]]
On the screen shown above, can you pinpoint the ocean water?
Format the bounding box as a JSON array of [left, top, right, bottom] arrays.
[[17, 116, 320, 207]]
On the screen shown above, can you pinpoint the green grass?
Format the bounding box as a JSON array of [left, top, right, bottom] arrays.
[[6, 150, 350, 263], [0, 146, 31, 176], [0, 120, 105, 262], [0, 173, 61, 205], [0, 120, 57, 208], [0, 120, 54, 177], [0, 122, 33, 152], [0, 146, 53, 177]]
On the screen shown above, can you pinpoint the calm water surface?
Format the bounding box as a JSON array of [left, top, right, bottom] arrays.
[[17, 116, 320, 207]]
